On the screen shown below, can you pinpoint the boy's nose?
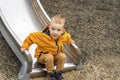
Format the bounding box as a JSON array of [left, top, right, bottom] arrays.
[[54, 30, 58, 34]]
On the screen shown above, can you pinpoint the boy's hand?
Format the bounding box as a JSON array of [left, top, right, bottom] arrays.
[[20, 48, 26, 53]]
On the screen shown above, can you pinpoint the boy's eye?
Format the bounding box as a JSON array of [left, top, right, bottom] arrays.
[[57, 29, 61, 31], [52, 27, 55, 30]]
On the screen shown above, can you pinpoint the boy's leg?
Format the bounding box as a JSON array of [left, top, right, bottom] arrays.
[[54, 53, 66, 80], [54, 53, 66, 71], [37, 53, 56, 80], [37, 53, 54, 73]]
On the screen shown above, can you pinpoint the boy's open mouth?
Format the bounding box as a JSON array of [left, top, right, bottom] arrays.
[[53, 35, 58, 37], [52, 34, 58, 38]]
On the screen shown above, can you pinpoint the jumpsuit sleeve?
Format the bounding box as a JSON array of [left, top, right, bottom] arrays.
[[66, 33, 74, 44], [21, 33, 36, 49]]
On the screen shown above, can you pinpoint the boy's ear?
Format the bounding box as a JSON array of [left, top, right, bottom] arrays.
[[62, 28, 65, 33], [63, 28, 65, 32]]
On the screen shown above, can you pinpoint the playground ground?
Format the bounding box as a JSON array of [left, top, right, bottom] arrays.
[[0, 0, 120, 80]]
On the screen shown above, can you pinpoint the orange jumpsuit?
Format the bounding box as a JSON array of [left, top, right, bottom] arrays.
[[21, 29, 73, 58], [21, 27, 74, 72]]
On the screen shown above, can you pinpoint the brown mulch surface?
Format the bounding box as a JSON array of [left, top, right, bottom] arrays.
[[0, 0, 120, 80], [0, 32, 21, 80]]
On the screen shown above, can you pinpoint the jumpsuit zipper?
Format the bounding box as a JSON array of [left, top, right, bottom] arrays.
[[55, 39, 59, 54]]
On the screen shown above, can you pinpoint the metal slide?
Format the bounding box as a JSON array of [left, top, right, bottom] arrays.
[[0, 0, 82, 80]]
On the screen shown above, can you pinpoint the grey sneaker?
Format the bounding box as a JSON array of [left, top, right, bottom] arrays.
[[55, 70, 64, 80], [48, 72, 56, 80]]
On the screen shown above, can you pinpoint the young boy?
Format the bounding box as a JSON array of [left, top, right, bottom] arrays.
[[20, 14, 74, 80]]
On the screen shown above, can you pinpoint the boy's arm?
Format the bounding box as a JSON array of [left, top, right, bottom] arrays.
[[20, 48, 26, 53], [20, 33, 34, 53], [66, 33, 75, 44]]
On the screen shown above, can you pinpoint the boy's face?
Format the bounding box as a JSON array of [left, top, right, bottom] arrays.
[[49, 23, 64, 40]]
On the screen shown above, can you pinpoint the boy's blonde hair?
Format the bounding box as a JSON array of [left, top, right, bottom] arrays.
[[51, 14, 65, 26]]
